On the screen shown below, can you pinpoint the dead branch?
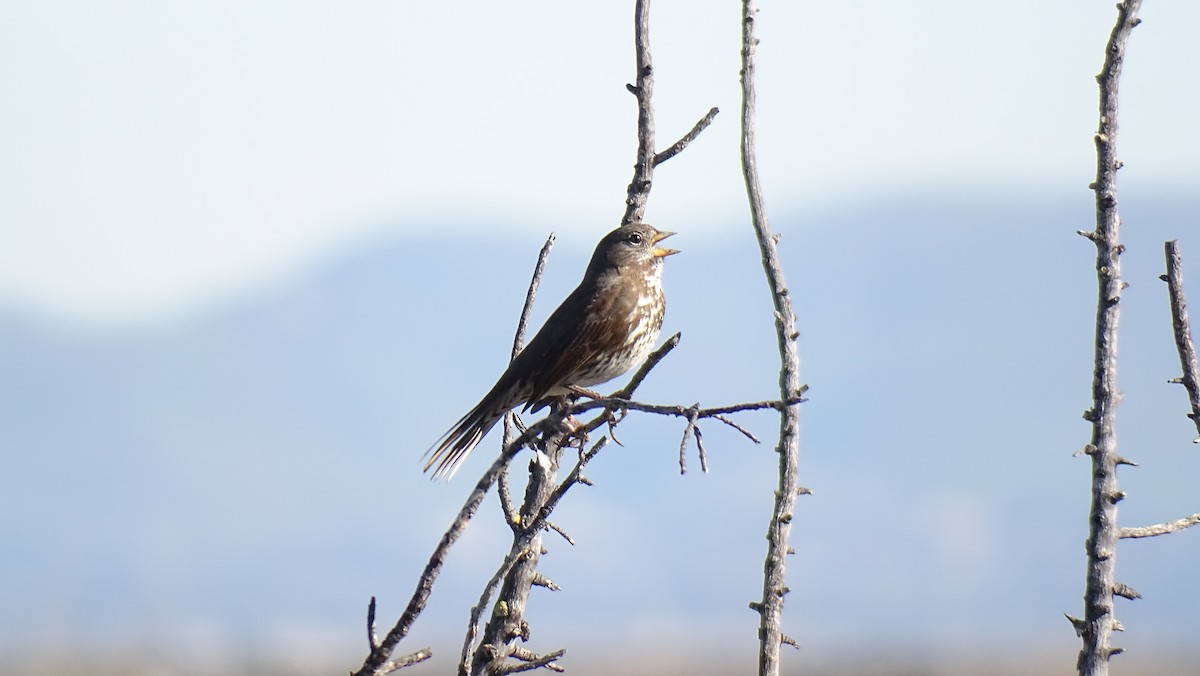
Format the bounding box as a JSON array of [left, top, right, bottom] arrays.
[[739, 2, 805, 674], [352, 438, 529, 676], [1119, 514, 1200, 539], [1161, 240, 1200, 439], [1075, 3, 1143, 675], [620, 0, 656, 226], [654, 106, 720, 167], [621, 0, 718, 225]]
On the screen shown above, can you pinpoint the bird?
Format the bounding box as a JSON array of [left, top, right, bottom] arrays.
[[423, 222, 678, 479]]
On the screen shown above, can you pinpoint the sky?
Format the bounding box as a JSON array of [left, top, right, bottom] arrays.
[[2, 1, 1199, 326]]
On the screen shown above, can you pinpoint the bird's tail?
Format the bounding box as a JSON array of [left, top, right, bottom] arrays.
[[423, 401, 505, 480]]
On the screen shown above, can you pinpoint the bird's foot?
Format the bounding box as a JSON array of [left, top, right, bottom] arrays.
[[566, 385, 606, 400], [559, 414, 590, 451], [605, 407, 627, 446]]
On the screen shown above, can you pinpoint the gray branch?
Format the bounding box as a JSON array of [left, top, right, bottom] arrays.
[[1075, 3, 1143, 675], [620, 0, 656, 226], [739, 2, 804, 674], [352, 439, 529, 676], [654, 106, 719, 167], [1119, 514, 1200, 539], [621, 0, 717, 226], [1161, 240, 1200, 439]]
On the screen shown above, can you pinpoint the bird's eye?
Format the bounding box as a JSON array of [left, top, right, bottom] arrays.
[[626, 233, 643, 245]]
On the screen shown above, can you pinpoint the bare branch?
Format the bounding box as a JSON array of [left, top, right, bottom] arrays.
[[1112, 582, 1142, 600], [677, 407, 695, 475], [1076, 3, 1143, 675], [531, 572, 561, 591], [613, 331, 680, 397], [567, 394, 805, 420], [531, 436, 609, 535], [461, 549, 525, 675], [367, 596, 380, 651], [1119, 514, 1200, 539], [510, 234, 557, 362], [1162, 240, 1200, 439], [543, 521, 575, 546], [503, 233, 556, 503], [378, 648, 434, 674], [621, 1, 717, 225], [353, 425, 542, 676], [654, 106, 720, 167], [469, 439, 563, 675], [713, 413, 762, 444], [694, 423, 709, 473], [621, 0, 656, 225], [496, 648, 567, 674], [739, 3, 804, 673], [498, 462, 518, 531], [674, 405, 708, 475]]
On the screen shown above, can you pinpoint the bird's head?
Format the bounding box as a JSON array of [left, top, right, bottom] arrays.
[[589, 223, 679, 274]]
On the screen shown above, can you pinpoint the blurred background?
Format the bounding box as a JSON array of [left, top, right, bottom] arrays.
[[3, 1, 1200, 674]]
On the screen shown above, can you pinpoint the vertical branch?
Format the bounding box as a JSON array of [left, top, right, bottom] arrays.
[[739, 2, 804, 675], [1075, 3, 1142, 675], [1162, 241, 1200, 438], [501, 234, 558, 523], [468, 435, 566, 676], [622, 0, 656, 225]]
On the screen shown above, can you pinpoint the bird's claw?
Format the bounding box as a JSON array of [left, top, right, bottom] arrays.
[[606, 408, 626, 446]]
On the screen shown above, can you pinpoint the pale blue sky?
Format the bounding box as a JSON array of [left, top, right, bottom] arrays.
[[1, 1, 1198, 324]]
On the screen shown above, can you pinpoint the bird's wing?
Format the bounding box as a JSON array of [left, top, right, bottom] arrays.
[[522, 279, 628, 407]]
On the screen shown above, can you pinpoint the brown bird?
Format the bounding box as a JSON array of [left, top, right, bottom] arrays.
[[424, 223, 678, 479]]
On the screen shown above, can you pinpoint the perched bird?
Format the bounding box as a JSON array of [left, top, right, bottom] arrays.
[[424, 222, 678, 479]]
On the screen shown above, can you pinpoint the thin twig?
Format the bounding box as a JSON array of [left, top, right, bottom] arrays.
[[511, 234, 557, 362], [498, 462, 518, 530], [740, 2, 804, 674], [614, 331, 680, 397], [654, 106, 719, 167], [714, 413, 762, 443], [378, 649, 434, 674], [531, 437, 609, 535], [531, 572, 561, 591], [1162, 240, 1200, 439], [497, 648, 567, 675], [677, 412, 693, 475], [367, 596, 379, 651], [1119, 514, 1200, 539], [544, 521, 576, 546], [566, 394, 805, 420], [694, 424, 709, 473], [1076, 3, 1143, 675], [503, 234, 556, 485]]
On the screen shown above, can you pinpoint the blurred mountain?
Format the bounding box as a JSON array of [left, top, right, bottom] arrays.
[[3, 188, 1200, 673]]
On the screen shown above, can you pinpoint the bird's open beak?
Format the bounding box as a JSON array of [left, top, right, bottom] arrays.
[[650, 230, 679, 258]]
